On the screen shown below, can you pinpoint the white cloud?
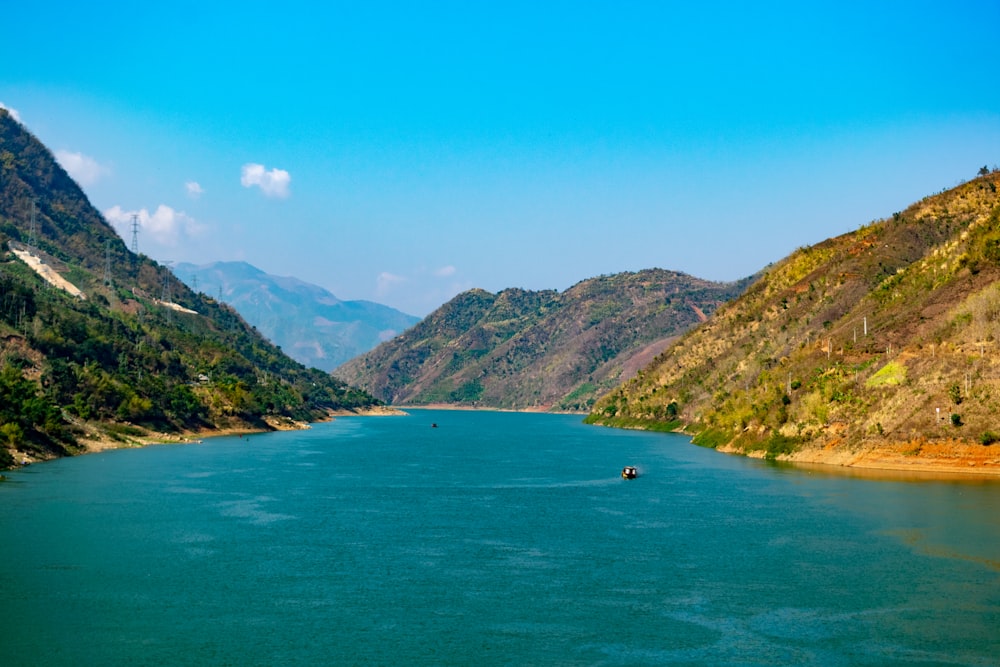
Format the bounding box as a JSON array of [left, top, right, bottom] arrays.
[[104, 204, 204, 248], [0, 102, 21, 123], [434, 265, 457, 277], [240, 163, 291, 198], [375, 271, 406, 297], [185, 181, 204, 199], [55, 149, 109, 186], [372, 267, 472, 315]]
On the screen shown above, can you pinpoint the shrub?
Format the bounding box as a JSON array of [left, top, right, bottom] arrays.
[[980, 431, 999, 446], [692, 428, 731, 449], [950, 413, 963, 427], [764, 433, 799, 460]]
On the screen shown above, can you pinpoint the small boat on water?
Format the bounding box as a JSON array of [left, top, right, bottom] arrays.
[[621, 466, 637, 480]]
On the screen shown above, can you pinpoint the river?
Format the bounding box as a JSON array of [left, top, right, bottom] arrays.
[[1, 410, 997, 665]]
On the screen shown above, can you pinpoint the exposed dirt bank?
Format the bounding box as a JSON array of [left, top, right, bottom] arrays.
[[720, 438, 1000, 477]]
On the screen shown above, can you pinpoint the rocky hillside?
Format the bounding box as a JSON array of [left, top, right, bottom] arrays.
[[175, 261, 419, 372], [335, 270, 753, 411], [589, 170, 1000, 474], [0, 109, 376, 468]]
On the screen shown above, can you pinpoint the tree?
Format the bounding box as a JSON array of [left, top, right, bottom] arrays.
[[979, 165, 990, 177]]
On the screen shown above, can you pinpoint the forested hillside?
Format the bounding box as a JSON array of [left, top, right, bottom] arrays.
[[0, 109, 376, 468], [589, 170, 1000, 473], [336, 270, 753, 411]]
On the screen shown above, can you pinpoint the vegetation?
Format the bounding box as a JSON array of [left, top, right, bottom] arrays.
[[589, 169, 1000, 462], [336, 271, 755, 410], [0, 109, 377, 467]]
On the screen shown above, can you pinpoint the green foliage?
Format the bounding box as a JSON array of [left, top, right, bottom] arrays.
[[691, 428, 731, 449], [948, 384, 963, 405], [0, 363, 71, 453], [585, 171, 1000, 458], [979, 431, 999, 446], [761, 433, 800, 460], [559, 382, 598, 411], [0, 111, 378, 467], [950, 413, 963, 427], [593, 415, 682, 433], [450, 379, 484, 403], [866, 361, 907, 388], [340, 268, 754, 409], [958, 205, 1000, 273]]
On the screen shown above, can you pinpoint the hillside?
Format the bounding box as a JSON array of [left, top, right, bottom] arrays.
[[0, 109, 377, 469], [335, 270, 753, 411], [588, 170, 1000, 474], [174, 261, 419, 372]]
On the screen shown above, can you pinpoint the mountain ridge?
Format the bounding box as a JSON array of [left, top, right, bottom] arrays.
[[335, 269, 754, 411], [0, 109, 377, 468], [588, 170, 1000, 474]]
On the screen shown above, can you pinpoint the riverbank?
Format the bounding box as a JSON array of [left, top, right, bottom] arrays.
[[2, 405, 409, 469], [400, 403, 586, 415], [719, 437, 1000, 477]]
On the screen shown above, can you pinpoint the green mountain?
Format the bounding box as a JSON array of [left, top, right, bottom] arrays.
[[589, 170, 1000, 473], [175, 261, 419, 372], [334, 270, 754, 411], [0, 109, 376, 469]]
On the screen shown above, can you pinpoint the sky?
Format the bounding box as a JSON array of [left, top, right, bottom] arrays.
[[2, 1, 998, 316]]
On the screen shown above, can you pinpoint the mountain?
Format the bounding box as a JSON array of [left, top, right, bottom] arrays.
[[174, 261, 419, 372], [334, 269, 754, 411], [588, 170, 1000, 473], [0, 108, 377, 469]]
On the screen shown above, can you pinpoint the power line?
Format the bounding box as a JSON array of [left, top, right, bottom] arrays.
[[130, 213, 140, 255]]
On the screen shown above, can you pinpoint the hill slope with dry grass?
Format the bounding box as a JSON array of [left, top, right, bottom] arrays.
[[335, 270, 753, 411], [588, 171, 1000, 474]]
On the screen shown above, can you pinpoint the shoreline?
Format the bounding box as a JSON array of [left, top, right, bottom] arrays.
[[717, 438, 1000, 478], [348, 406, 1000, 478], [400, 403, 587, 415], [3, 405, 410, 469], [9, 406, 997, 479]]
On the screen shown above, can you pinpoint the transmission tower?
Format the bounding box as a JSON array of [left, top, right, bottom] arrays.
[[161, 261, 173, 302], [27, 199, 37, 248], [130, 213, 140, 255], [103, 239, 112, 286]]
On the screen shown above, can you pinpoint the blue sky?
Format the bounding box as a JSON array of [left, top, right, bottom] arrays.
[[2, 1, 998, 316]]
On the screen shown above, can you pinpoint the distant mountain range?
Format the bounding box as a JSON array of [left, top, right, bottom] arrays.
[[335, 269, 755, 411], [175, 261, 420, 372]]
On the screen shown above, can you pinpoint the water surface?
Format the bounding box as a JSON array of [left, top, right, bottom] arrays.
[[1, 410, 997, 665]]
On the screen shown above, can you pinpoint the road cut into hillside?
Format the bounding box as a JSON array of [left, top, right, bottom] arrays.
[[11, 248, 86, 299]]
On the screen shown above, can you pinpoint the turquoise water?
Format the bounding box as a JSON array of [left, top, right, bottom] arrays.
[[1, 410, 998, 666]]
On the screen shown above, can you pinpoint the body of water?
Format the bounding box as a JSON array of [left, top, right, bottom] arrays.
[[1, 410, 998, 665]]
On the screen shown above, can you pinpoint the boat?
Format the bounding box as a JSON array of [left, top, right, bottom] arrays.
[[621, 466, 637, 479]]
